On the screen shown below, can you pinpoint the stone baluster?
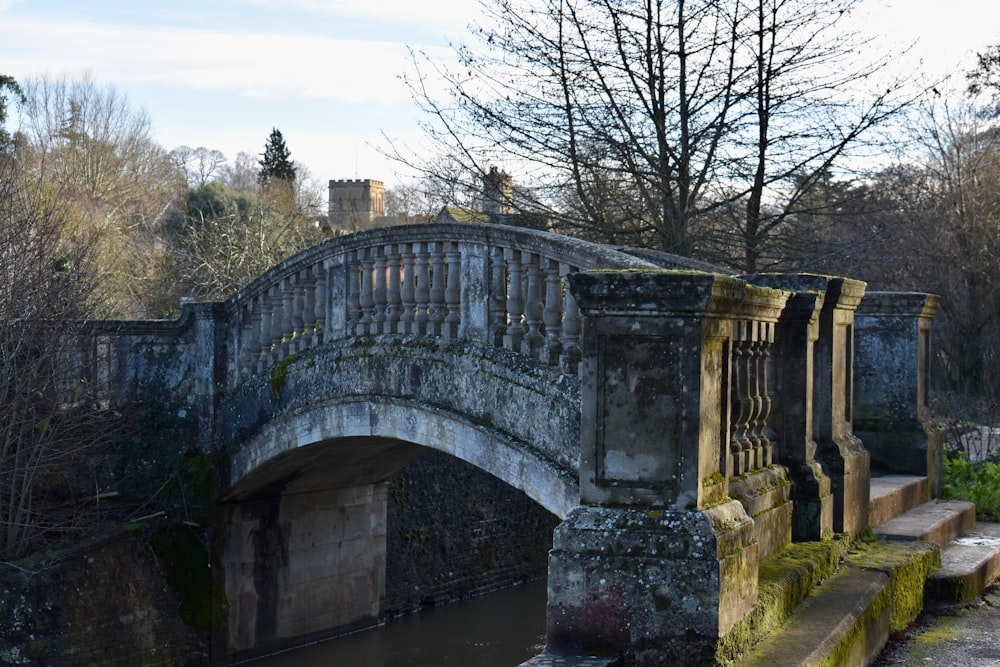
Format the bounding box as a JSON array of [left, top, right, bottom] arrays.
[[728, 288, 792, 561], [290, 270, 306, 354], [503, 249, 525, 350], [746, 326, 766, 470], [426, 242, 447, 336], [730, 326, 752, 475], [758, 323, 778, 468], [357, 249, 376, 335], [371, 246, 387, 334], [489, 247, 507, 347], [540, 257, 563, 365], [312, 262, 327, 345], [301, 266, 318, 348], [442, 243, 462, 338], [345, 251, 361, 335], [239, 300, 257, 382], [277, 276, 295, 361], [413, 242, 430, 335], [384, 244, 402, 334], [521, 252, 544, 358], [559, 265, 582, 374], [254, 292, 270, 375], [399, 243, 416, 334], [264, 284, 283, 369]]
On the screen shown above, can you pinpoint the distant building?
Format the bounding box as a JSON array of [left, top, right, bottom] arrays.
[[328, 179, 385, 232], [329, 168, 549, 232], [434, 166, 550, 231], [482, 166, 514, 216]]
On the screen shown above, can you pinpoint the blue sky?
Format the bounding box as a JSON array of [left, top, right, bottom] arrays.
[[2, 0, 998, 189]]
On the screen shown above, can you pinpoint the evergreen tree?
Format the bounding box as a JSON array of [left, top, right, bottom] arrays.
[[0, 74, 25, 153], [257, 128, 296, 185]]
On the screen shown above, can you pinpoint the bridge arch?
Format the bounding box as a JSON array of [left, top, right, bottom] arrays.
[[224, 395, 579, 519], [216, 333, 582, 653]]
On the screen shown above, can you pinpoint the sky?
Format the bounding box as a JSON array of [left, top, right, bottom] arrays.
[[1, 0, 999, 191]]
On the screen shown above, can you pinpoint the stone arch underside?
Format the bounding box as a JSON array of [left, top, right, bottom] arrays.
[[224, 397, 579, 518], [218, 337, 583, 519]]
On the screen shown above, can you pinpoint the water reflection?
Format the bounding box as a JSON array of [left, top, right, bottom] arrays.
[[250, 579, 547, 666]]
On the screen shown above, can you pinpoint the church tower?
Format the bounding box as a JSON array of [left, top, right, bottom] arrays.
[[328, 179, 385, 231]]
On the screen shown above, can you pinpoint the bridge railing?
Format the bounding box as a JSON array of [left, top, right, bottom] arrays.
[[225, 223, 660, 387]]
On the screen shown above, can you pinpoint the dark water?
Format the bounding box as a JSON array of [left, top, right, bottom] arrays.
[[249, 579, 548, 666]]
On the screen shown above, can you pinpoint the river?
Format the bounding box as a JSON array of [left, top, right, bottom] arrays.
[[247, 578, 548, 666]]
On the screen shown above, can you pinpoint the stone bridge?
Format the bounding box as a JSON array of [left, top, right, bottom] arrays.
[[71, 223, 940, 665]]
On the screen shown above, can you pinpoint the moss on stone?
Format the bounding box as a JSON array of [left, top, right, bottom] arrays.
[[150, 524, 226, 631], [846, 539, 940, 630], [268, 354, 296, 396], [717, 537, 849, 663]]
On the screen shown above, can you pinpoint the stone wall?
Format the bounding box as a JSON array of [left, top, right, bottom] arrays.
[[222, 484, 389, 654], [0, 529, 209, 666], [383, 450, 559, 615]]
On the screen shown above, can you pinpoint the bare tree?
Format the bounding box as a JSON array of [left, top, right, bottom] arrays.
[[157, 180, 326, 305], [0, 156, 128, 558], [220, 151, 260, 192], [170, 145, 227, 188], [13, 75, 184, 317], [395, 0, 913, 270]]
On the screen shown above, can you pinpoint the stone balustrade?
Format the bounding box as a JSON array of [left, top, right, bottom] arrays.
[[226, 224, 653, 387]]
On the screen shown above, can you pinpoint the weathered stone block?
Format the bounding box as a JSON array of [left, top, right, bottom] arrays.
[[546, 503, 758, 666]]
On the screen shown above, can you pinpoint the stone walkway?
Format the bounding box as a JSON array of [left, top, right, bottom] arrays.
[[874, 582, 1000, 666]]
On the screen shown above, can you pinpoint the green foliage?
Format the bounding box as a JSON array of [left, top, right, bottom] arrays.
[[257, 127, 296, 185], [0, 74, 24, 152], [942, 454, 1000, 522]]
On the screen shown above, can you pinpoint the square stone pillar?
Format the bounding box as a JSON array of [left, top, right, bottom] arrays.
[[543, 271, 760, 666], [813, 277, 870, 537], [742, 274, 835, 541], [854, 292, 942, 497]]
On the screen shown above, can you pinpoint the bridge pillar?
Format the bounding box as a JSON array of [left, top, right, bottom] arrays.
[[812, 277, 870, 537], [543, 272, 760, 665], [221, 483, 387, 654], [854, 292, 942, 497]]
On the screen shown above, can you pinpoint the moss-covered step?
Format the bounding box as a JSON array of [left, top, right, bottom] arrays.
[[874, 499, 976, 548], [734, 540, 938, 667], [926, 522, 1000, 603]]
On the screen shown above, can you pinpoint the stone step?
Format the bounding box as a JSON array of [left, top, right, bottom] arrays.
[[735, 541, 937, 667], [736, 566, 892, 667], [869, 474, 928, 528], [926, 522, 1000, 603], [873, 499, 976, 547]]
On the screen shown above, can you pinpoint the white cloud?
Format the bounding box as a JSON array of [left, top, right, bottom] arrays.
[[1, 15, 454, 104], [233, 0, 478, 30]]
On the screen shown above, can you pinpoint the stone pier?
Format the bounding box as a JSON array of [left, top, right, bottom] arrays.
[[854, 292, 943, 497], [541, 272, 772, 666]]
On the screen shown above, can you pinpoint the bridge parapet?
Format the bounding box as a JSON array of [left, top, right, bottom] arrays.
[[224, 223, 661, 387]]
